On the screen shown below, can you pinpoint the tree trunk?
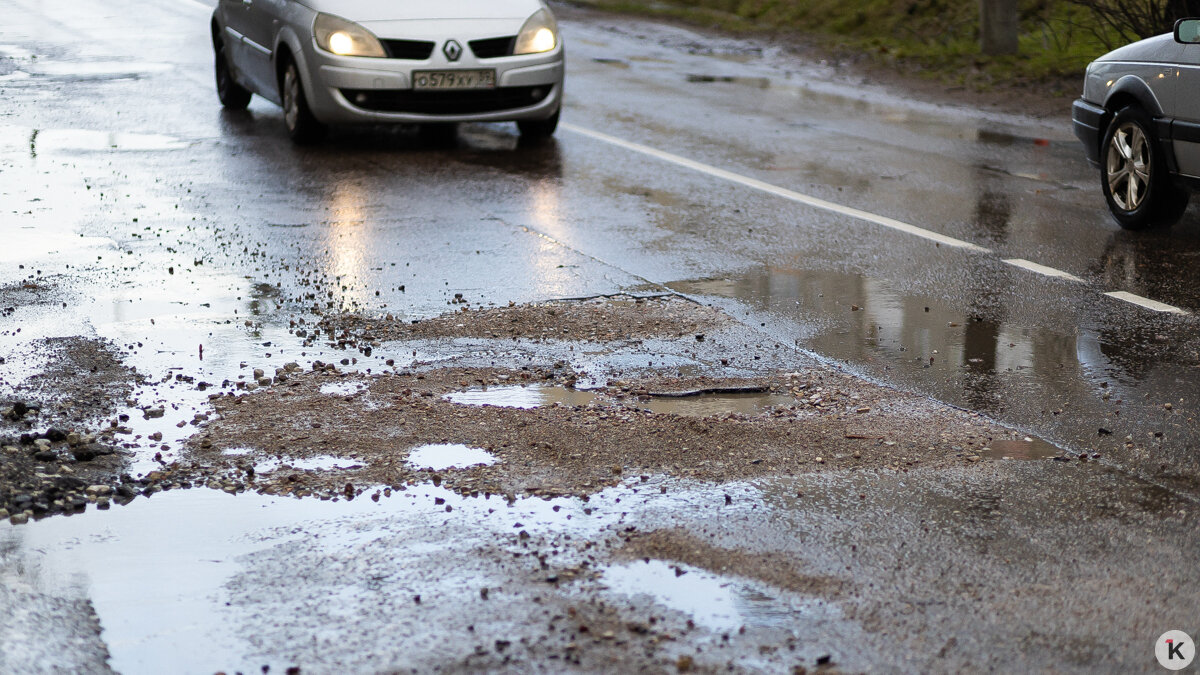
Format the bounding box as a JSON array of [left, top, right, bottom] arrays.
[[980, 0, 1019, 55]]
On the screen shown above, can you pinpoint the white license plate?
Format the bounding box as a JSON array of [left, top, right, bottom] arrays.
[[412, 70, 496, 90]]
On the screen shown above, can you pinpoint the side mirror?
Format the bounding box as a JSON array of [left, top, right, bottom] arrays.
[[1175, 18, 1200, 44]]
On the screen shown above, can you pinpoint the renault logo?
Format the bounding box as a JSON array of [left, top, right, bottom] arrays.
[[443, 40, 462, 61]]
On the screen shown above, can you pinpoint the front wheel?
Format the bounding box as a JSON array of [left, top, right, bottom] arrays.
[[517, 109, 559, 140], [1101, 106, 1188, 230], [281, 59, 326, 144]]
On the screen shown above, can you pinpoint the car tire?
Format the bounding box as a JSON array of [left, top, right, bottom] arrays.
[[281, 58, 326, 144], [517, 108, 559, 140], [214, 39, 252, 110], [1101, 106, 1188, 230]]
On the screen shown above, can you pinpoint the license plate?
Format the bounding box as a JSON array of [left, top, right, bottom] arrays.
[[412, 70, 496, 90]]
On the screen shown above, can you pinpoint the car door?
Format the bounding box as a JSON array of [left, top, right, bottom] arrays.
[[217, 0, 255, 85], [1172, 43, 1200, 177], [237, 0, 284, 97]]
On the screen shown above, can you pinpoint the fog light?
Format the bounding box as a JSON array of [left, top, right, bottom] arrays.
[[531, 88, 544, 100], [355, 93, 368, 104]]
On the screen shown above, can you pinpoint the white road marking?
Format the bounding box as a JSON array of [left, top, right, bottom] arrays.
[[561, 122, 992, 253], [564, 122, 1195, 318], [1104, 291, 1190, 315], [1003, 258, 1084, 283]]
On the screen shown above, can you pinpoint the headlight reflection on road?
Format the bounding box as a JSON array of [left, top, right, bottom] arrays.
[[528, 179, 562, 233], [524, 178, 572, 288], [325, 181, 371, 311]]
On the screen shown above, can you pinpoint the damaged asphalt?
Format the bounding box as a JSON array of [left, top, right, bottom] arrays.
[[2, 0, 1199, 673]]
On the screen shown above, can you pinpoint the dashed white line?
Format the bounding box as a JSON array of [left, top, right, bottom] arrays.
[[564, 122, 1194, 317], [561, 122, 992, 253], [1104, 291, 1189, 315], [1003, 258, 1085, 283]]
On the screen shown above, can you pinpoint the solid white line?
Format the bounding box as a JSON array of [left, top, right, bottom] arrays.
[[1003, 258, 1084, 283], [562, 122, 1194, 317], [560, 122, 992, 253], [1104, 291, 1189, 315]]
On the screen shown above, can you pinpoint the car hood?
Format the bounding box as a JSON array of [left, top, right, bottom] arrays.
[[299, 0, 545, 22], [1095, 33, 1183, 63]]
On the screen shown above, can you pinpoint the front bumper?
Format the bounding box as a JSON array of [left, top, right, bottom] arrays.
[[1073, 98, 1106, 167], [303, 47, 564, 125]]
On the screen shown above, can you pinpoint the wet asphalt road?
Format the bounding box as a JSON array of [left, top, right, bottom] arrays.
[[2, 0, 1200, 672], [2, 0, 1199, 481]]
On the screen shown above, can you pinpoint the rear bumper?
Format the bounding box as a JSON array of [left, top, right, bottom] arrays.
[[1073, 98, 1105, 167]]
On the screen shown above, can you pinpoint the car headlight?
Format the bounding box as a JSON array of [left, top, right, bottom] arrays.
[[514, 9, 558, 55], [314, 14, 386, 58]]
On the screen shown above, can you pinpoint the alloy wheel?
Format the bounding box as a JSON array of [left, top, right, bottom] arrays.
[[283, 67, 299, 132], [1105, 122, 1151, 211]]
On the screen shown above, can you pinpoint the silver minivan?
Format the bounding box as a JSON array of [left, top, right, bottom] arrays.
[[211, 0, 565, 142]]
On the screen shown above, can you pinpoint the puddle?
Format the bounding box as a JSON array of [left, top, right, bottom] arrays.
[[980, 438, 1062, 461], [35, 128, 188, 153], [642, 391, 795, 417], [0, 44, 35, 59], [0, 126, 188, 154], [602, 559, 805, 631], [686, 73, 770, 88], [320, 381, 367, 396], [444, 385, 597, 409], [27, 60, 173, 79], [254, 456, 364, 473], [407, 443, 497, 470], [0, 482, 638, 673], [668, 265, 1185, 418]]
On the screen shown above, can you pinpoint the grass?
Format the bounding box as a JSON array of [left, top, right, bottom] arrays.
[[568, 0, 1126, 92]]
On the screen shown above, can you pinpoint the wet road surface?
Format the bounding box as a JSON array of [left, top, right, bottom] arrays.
[[1, 0, 1199, 672]]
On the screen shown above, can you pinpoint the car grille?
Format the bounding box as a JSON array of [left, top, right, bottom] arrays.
[[469, 36, 516, 59], [380, 39, 435, 60], [340, 86, 551, 114]]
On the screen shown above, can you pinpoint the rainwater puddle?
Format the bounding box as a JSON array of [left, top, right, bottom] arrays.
[[0, 45, 35, 59], [686, 73, 770, 88], [34, 128, 188, 153], [602, 560, 800, 631], [407, 443, 497, 470], [444, 385, 597, 409], [320, 381, 367, 396], [642, 390, 794, 417], [981, 438, 1062, 461], [0, 125, 188, 153], [0, 483, 634, 673], [28, 60, 173, 79], [668, 266, 1149, 415], [254, 456, 363, 473]]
